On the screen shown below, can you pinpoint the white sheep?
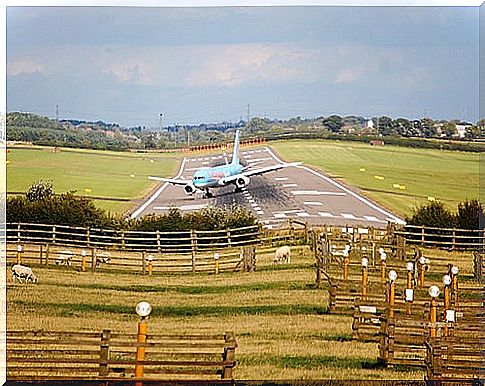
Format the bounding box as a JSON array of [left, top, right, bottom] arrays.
[[55, 250, 74, 266], [12, 264, 38, 284], [95, 252, 111, 267], [273, 245, 291, 264]]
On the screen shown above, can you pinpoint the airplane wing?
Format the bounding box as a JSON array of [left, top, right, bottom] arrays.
[[148, 176, 192, 186], [223, 162, 301, 183]]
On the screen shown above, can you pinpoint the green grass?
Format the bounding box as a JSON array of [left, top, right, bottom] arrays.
[[6, 146, 178, 213], [271, 139, 479, 217]]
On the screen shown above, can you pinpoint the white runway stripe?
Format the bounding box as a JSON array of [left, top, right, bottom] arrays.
[[275, 177, 288, 181], [154, 204, 208, 211], [296, 212, 310, 217], [318, 212, 335, 218], [274, 213, 287, 218], [291, 190, 346, 196], [247, 157, 271, 163], [303, 201, 323, 206], [282, 183, 298, 188], [341, 213, 358, 219], [256, 210, 264, 215], [364, 215, 381, 222]]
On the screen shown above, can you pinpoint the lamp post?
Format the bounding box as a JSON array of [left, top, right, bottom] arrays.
[[135, 301, 152, 384], [81, 249, 87, 272], [17, 245, 23, 265], [428, 285, 440, 338], [419, 256, 427, 288], [343, 249, 350, 281], [361, 257, 368, 301], [442, 275, 452, 337], [388, 270, 398, 318], [450, 266, 459, 305], [406, 262, 414, 315], [380, 252, 387, 286], [147, 255, 153, 276], [214, 253, 220, 275]]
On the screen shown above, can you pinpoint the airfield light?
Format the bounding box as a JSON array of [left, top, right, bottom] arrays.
[[135, 301, 152, 319], [407, 262, 414, 271], [17, 245, 22, 252], [451, 266, 459, 276], [147, 254, 153, 262], [428, 285, 440, 299], [379, 247, 384, 254], [442, 275, 452, 287], [419, 256, 426, 265], [380, 252, 387, 261], [388, 270, 398, 283], [361, 258, 368, 268]]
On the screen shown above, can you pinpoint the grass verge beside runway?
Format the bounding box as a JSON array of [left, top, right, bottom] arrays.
[[271, 139, 479, 217], [6, 146, 178, 213]]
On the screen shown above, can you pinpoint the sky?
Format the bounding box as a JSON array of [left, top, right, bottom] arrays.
[[5, 4, 481, 128]]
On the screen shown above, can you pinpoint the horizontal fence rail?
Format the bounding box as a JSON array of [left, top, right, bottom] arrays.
[[395, 224, 484, 251]]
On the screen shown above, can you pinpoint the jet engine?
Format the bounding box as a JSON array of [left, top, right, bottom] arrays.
[[184, 184, 196, 195], [235, 176, 250, 189]]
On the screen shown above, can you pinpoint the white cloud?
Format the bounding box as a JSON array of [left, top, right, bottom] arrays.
[[7, 59, 45, 76]]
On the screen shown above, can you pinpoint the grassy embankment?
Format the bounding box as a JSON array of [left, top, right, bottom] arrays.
[[7, 246, 430, 380], [271, 139, 480, 217], [6, 146, 178, 213]]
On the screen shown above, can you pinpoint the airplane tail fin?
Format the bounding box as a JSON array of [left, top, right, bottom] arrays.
[[231, 130, 240, 166]]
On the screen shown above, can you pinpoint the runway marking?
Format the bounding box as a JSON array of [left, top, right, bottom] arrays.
[[296, 212, 311, 217], [251, 203, 258, 207], [341, 213, 358, 219], [202, 162, 209, 165], [318, 212, 335, 218], [274, 213, 287, 218], [265, 147, 406, 225], [291, 190, 346, 196], [256, 149, 262, 153], [197, 158, 203, 161], [282, 183, 298, 188], [256, 210, 264, 215], [130, 158, 187, 219], [275, 177, 288, 181], [254, 206, 261, 211], [154, 204, 208, 211], [303, 201, 323, 206], [248, 199, 255, 203], [364, 215, 381, 222], [204, 157, 209, 161], [247, 157, 271, 163]]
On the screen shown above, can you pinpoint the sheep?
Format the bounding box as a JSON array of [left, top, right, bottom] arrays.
[[273, 245, 291, 264], [12, 264, 38, 284], [95, 252, 111, 267], [55, 250, 74, 266]]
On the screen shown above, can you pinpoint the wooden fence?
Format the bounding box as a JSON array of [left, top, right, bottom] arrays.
[[473, 252, 485, 282], [394, 224, 484, 250], [7, 330, 237, 381]]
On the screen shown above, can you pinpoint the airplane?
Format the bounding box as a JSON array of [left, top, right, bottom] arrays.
[[149, 130, 300, 198]]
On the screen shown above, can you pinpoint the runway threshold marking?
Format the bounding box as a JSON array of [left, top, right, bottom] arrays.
[[291, 190, 346, 196], [264, 147, 406, 225], [130, 158, 188, 219]]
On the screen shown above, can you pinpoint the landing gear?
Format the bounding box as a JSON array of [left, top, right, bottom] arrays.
[[203, 189, 213, 199]]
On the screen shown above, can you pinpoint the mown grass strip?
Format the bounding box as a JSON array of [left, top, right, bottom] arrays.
[[239, 354, 383, 370], [42, 281, 317, 294], [13, 301, 329, 317]]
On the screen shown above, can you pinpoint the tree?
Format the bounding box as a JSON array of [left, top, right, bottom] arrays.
[[406, 201, 455, 228], [456, 199, 482, 230], [323, 115, 343, 133]]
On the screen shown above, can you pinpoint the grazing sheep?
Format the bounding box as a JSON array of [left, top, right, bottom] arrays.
[[55, 250, 74, 266], [95, 252, 111, 267], [12, 264, 38, 284], [273, 245, 291, 264]]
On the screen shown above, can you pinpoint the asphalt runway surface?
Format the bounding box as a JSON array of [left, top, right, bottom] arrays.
[[131, 147, 405, 228]]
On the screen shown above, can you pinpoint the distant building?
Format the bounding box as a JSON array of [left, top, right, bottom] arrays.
[[455, 124, 471, 139], [366, 120, 374, 129], [370, 140, 384, 146]]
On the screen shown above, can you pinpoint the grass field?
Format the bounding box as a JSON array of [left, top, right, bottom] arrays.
[[6, 146, 178, 213], [271, 140, 480, 217], [6, 246, 425, 380]]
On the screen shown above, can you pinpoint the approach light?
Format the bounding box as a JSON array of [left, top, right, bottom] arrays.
[[135, 301, 152, 318], [361, 258, 368, 268], [419, 256, 426, 265], [380, 252, 387, 261], [429, 285, 440, 298], [388, 270, 398, 282], [345, 244, 351, 251], [378, 247, 384, 254], [361, 246, 367, 252], [17, 245, 22, 252], [451, 266, 459, 276], [147, 255, 153, 262], [442, 275, 452, 286], [214, 253, 220, 260], [406, 262, 414, 271]]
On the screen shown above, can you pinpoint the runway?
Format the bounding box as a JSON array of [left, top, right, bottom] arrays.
[[131, 147, 405, 228]]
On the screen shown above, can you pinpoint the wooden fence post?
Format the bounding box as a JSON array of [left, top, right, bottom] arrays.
[[191, 230, 197, 273], [99, 329, 111, 376], [156, 230, 161, 253], [222, 331, 236, 379], [39, 245, 43, 265], [44, 244, 50, 266], [121, 231, 125, 250], [52, 226, 56, 244], [451, 228, 456, 251], [17, 223, 21, 243], [421, 225, 425, 246], [92, 248, 96, 273], [86, 227, 91, 248], [142, 251, 147, 274], [226, 229, 232, 248]]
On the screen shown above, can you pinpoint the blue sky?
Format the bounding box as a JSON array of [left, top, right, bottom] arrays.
[[6, 5, 480, 127]]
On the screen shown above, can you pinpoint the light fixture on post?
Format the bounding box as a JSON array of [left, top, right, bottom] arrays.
[[388, 270, 398, 318], [428, 285, 440, 338], [135, 301, 152, 384], [361, 257, 368, 301]]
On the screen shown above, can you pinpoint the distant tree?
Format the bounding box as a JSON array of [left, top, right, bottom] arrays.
[[406, 201, 455, 228], [441, 121, 457, 138], [323, 115, 343, 133], [455, 199, 482, 230]]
